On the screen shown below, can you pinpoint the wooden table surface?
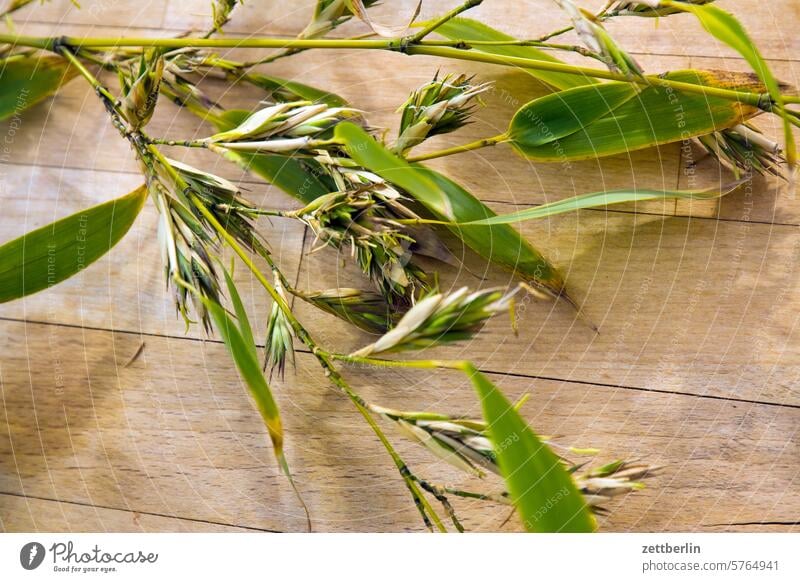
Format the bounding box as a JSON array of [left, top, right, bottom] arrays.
[[1, 0, 799, 533]]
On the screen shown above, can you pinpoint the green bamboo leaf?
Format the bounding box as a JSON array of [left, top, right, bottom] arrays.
[[0, 54, 77, 121], [430, 18, 594, 90], [464, 362, 595, 532], [663, 1, 796, 167], [243, 72, 347, 107], [204, 295, 284, 455], [334, 122, 566, 298], [462, 184, 733, 226], [201, 288, 311, 529], [507, 82, 639, 148], [223, 268, 257, 360], [0, 185, 148, 303], [508, 69, 764, 161], [212, 109, 335, 204]]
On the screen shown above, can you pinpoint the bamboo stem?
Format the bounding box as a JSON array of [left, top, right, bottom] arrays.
[[0, 32, 787, 109], [327, 352, 467, 371]]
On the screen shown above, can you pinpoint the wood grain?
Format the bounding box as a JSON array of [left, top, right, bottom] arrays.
[[1, 0, 798, 533], [2, 321, 798, 532]]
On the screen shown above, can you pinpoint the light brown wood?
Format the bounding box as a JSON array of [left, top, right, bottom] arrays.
[[1, 0, 799, 533], [2, 321, 798, 532]]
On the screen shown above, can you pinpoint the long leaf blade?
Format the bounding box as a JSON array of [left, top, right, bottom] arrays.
[[462, 185, 731, 226], [223, 268, 257, 360], [509, 70, 764, 161], [430, 18, 594, 90], [0, 185, 148, 303], [334, 122, 566, 298], [205, 296, 284, 454], [508, 82, 639, 147], [0, 54, 76, 121], [465, 363, 595, 532], [201, 291, 311, 529]]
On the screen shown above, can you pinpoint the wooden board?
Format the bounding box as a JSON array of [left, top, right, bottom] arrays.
[[1, 0, 798, 532]]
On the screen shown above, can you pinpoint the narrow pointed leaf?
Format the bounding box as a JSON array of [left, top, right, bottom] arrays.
[[334, 122, 566, 298], [464, 363, 595, 532], [508, 69, 764, 161], [430, 18, 595, 90], [663, 2, 796, 167], [223, 268, 257, 360], [205, 296, 284, 453], [201, 290, 311, 529], [462, 185, 732, 226], [0, 54, 77, 121], [0, 185, 148, 303]]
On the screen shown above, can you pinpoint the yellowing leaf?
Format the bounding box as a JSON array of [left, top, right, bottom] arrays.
[[509, 70, 764, 161], [664, 1, 796, 167]]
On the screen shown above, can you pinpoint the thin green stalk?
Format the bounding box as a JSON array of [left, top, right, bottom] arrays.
[[407, 45, 773, 108], [408, 0, 485, 43], [52, 31, 450, 534], [406, 134, 507, 163], [1, 32, 790, 108], [326, 352, 466, 371]]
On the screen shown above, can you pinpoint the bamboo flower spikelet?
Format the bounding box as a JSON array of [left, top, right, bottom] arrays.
[[0, 0, 795, 535], [352, 286, 519, 357], [393, 73, 491, 155]]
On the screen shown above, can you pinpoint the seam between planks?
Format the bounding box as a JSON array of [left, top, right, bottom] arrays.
[[2, 315, 798, 411], [0, 491, 280, 532]]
